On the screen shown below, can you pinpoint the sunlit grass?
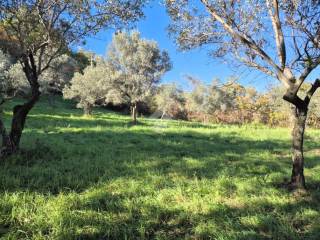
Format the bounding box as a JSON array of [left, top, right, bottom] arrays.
[[0, 96, 320, 239]]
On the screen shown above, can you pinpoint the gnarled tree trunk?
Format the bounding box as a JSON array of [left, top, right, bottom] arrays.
[[1, 84, 40, 156], [9, 93, 40, 150], [290, 106, 307, 189], [1, 53, 41, 157], [284, 79, 320, 190]]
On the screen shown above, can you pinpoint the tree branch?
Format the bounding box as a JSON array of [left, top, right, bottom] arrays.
[[200, 0, 285, 81], [304, 78, 320, 106], [266, 0, 286, 70], [298, 57, 320, 82], [233, 52, 276, 77]]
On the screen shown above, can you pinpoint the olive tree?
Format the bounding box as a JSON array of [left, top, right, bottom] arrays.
[[0, 0, 147, 156], [63, 62, 114, 115], [166, 0, 320, 189], [155, 83, 185, 119], [105, 31, 172, 124], [184, 75, 233, 122]]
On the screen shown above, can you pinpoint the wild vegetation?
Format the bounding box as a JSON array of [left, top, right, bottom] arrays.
[[0, 97, 320, 239], [153, 78, 320, 128]]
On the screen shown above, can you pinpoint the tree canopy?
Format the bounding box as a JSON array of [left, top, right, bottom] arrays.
[[166, 0, 320, 97], [63, 61, 114, 115], [104, 31, 172, 122]]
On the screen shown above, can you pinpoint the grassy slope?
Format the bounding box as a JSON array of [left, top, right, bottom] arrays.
[[0, 97, 320, 240]]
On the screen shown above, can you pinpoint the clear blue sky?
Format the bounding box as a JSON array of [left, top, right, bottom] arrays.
[[83, 3, 279, 91]]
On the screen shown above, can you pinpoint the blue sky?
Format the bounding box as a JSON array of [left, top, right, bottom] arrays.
[[83, 2, 278, 91]]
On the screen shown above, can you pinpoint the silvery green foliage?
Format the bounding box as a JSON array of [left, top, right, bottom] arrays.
[[0, 1, 147, 59], [0, 50, 10, 78], [0, 0, 148, 96], [6, 54, 78, 95], [0, 50, 11, 95], [6, 63, 30, 95], [39, 55, 78, 94], [63, 63, 113, 111], [155, 83, 185, 118], [185, 76, 227, 115], [105, 31, 172, 106]]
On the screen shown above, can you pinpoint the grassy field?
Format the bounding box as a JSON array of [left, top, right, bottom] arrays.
[[0, 97, 320, 240]]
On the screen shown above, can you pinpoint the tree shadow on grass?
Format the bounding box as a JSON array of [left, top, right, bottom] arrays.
[[0, 126, 296, 194], [1, 113, 320, 239], [26, 114, 131, 129], [20, 184, 319, 240]]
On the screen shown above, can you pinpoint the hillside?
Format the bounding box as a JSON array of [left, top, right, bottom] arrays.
[[0, 97, 320, 239]]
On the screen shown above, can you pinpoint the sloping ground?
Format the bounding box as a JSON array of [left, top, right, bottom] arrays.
[[0, 97, 320, 239]]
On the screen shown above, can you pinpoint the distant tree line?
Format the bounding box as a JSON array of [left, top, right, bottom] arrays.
[[104, 75, 320, 129], [152, 78, 320, 128]]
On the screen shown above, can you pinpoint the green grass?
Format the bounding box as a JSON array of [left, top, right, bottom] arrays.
[[1, 96, 320, 239]]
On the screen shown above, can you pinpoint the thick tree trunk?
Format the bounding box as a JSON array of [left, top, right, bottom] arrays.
[[10, 99, 39, 148], [5, 86, 40, 154], [1, 94, 40, 156], [83, 103, 92, 116], [283, 79, 320, 190], [290, 106, 307, 189], [132, 103, 138, 124], [1, 53, 41, 156]]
